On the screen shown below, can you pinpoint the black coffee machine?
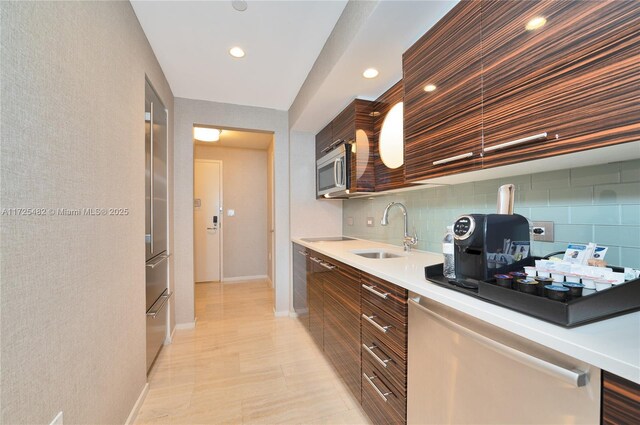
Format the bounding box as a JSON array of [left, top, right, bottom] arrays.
[[453, 213, 533, 284]]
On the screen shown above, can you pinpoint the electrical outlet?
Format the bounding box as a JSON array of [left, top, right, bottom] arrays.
[[366, 217, 375, 227], [50, 412, 63, 425], [532, 221, 554, 242]]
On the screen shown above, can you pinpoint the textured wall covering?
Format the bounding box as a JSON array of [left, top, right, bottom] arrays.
[[1, 2, 174, 423], [194, 145, 269, 279], [344, 160, 640, 269], [289, 131, 343, 239], [173, 98, 289, 323]]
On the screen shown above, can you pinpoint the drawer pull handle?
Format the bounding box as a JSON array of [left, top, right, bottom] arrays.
[[363, 372, 391, 402], [363, 343, 391, 368], [432, 152, 474, 165], [483, 132, 555, 153], [362, 314, 391, 334], [297, 250, 309, 256], [320, 262, 336, 270], [362, 284, 389, 299], [309, 257, 322, 263]]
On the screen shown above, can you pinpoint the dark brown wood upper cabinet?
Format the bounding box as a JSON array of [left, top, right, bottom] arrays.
[[481, 0, 640, 168], [373, 81, 410, 191], [403, 0, 483, 182], [315, 100, 375, 195], [315, 122, 333, 159]]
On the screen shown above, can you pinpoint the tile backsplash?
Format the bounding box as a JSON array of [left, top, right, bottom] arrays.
[[343, 159, 640, 268]]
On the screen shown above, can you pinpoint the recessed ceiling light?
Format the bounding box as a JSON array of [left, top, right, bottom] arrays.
[[363, 68, 379, 79], [229, 47, 245, 58], [232, 0, 247, 12], [525, 16, 547, 31], [423, 84, 437, 92], [194, 127, 221, 142]]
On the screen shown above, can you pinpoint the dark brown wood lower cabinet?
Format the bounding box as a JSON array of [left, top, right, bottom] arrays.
[[362, 358, 406, 425], [302, 250, 409, 424], [602, 371, 640, 425]]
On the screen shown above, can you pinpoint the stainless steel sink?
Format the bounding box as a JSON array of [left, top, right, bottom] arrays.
[[301, 236, 355, 242], [352, 250, 404, 259]]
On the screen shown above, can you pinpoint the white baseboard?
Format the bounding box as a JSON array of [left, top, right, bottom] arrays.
[[174, 320, 196, 330], [223, 274, 268, 283], [273, 307, 290, 317], [125, 382, 149, 425]]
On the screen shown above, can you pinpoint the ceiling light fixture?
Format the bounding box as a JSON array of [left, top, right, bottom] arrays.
[[229, 47, 245, 58], [423, 84, 437, 92], [231, 0, 247, 12], [363, 68, 379, 79], [194, 127, 221, 142], [525, 16, 547, 31]]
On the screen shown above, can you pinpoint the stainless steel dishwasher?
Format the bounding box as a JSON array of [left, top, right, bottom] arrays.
[[408, 292, 600, 424]]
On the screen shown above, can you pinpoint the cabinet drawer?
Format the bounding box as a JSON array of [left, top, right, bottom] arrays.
[[602, 371, 640, 425], [362, 358, 406, 425], [361, 273, 408, 323], [362, 327, 407, 397], [362, 299, 407, 361]]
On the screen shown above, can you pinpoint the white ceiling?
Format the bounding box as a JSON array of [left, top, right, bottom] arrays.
[[291, 0, 457, 133], [131, 0, 347, 110], [194, 127, 273, 150]]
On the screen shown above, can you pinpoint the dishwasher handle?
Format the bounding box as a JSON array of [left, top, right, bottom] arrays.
[[408, 298, 588, 388]]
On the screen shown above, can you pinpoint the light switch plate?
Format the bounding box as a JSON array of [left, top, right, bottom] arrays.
[[532, 221, 554, 242], [366, 217, 375, 227], [227, 209, 235, 217]]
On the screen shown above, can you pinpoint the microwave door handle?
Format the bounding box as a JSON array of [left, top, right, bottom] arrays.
[[341, 157, 346, 187], [333, 158, 340, 187]]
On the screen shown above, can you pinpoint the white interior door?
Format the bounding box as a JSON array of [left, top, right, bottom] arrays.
[[194, 160, 222, 283]]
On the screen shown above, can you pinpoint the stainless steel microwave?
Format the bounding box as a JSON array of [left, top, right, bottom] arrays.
[[317, 144, 350, 198]]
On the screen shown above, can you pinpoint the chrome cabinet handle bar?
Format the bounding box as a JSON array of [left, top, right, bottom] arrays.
[[146, 254, 169, 268], [362, 284, 389, 299], [149, 101, 154, 254], [362, 314, 390, 334], [363, 373, 391, 402], [433, 152, 474, 165], [408, 299, 588, 387], [309, 257, 322, 263], [320, 262, 336, 270], [483, 132, 552, 153], [363, 343, 391, 368], [297, 250, 309, 257], [147, 292, 172, 318]]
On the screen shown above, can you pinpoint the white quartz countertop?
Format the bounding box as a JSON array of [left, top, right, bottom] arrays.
[[292, 237, 640, 384]]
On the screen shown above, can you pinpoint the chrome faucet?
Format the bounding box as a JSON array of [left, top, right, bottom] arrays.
[[381, 202, 418, 252]]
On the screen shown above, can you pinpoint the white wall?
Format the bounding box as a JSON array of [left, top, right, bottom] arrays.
[[289, 131, 343, 239], [194, 145, 269, 279], [174, 98, 289, 323], [0, 2, 174, 423]]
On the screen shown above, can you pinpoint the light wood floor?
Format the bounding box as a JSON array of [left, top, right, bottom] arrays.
[[135, 279, 370, 424]]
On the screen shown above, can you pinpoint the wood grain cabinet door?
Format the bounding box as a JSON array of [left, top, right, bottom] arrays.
[[373, 81, 409, 191], [481, 0, 640, 168], [403, 0, 483, 181], [315, 122, 333, 160]]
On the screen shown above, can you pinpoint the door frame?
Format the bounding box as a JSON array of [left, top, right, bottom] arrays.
[[193, 159, 224, 283]]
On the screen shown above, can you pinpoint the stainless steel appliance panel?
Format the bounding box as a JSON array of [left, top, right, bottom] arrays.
[[316, 144, 348, 197], [408, 293, 600, 424], [145, 254, 168, 311], [145, 80, 168, 260], [146, 289, 170, 372], [145, 90, 152, 261]]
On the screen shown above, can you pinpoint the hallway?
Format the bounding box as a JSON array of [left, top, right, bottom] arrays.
[[135, 279, 369, 424]]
